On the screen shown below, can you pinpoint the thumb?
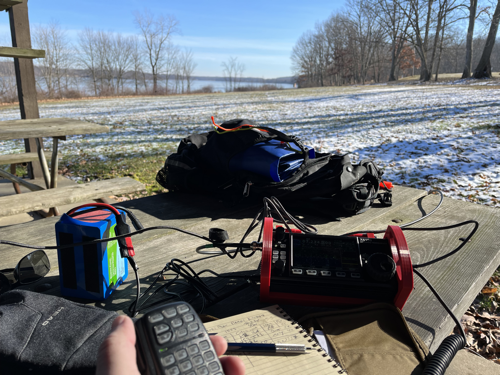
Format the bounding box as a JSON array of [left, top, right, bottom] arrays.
[[96, 315, 140, 375]]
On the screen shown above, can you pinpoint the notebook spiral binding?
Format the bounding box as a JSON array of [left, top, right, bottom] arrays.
[[276, 307, 346, 374]]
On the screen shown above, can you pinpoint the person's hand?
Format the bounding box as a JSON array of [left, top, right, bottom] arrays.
[[96, 315, 245, 375]]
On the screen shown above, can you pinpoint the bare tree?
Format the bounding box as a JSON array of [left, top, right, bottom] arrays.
[[345, 0, 385, 84], [462, 0, 479, 77], [164, 41, 179, 94], [473, 0, 500, 77], [377, 0, 411, 81], [134, 9, 179, 94], [32, 22, 72, 98], [173, 57, 183, 94], [109, 33, 134, 93], [222, 56, 245, 91], [76, 28, 99, 96], [130, 35, 143, 95], [181, 48, 197, 93], [0, 58, 17, 102], [291, 31, 318, 85]]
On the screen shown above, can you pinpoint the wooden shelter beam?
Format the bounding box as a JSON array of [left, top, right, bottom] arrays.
[[8, 0, 43, 179]]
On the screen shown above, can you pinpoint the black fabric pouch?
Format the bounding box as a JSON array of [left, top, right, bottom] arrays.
[[0, 290, 117, 374]]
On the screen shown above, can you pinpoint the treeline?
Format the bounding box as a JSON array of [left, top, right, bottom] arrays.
[[0, 10, 198, 102], [291, 0, 500, 87]]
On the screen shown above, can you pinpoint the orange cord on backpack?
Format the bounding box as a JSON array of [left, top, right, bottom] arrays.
[[211, 116, 269, 134]]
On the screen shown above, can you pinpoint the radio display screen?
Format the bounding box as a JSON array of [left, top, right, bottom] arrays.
[[291, 234, 361, 270]]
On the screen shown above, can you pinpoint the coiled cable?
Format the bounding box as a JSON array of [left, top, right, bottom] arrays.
[[423, 335, 466, 375]]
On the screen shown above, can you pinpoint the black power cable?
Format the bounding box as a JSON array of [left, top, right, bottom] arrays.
[[414, 268, 467, 375]]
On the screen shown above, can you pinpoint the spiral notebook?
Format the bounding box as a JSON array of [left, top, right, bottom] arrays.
[[203, 305, 345, 374]]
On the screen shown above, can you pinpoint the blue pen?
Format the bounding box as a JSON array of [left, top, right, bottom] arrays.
[[226, 343, 312, 354]]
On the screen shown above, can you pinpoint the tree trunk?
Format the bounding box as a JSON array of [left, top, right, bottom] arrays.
[[473, 0, 500, 78], [134, 69, 138, 95], [419, 0, 434, 81], [153, 72, 158, 94], [462, 0, 477, 78], [434, 13, 446, 81], [429, 4, 444, 79], [389, 38, 398, 81]]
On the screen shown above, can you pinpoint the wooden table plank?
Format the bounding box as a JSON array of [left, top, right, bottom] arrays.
[[0, 118, 109, 140], [0, 46, 45, 59], [0, 0, 22, 11], [0, 177, 145, 216], [0, 151, 53, 164], [0, 186, 498, 354]]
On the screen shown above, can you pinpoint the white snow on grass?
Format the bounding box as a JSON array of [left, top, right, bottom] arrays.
[[0, 85, 499, 207]]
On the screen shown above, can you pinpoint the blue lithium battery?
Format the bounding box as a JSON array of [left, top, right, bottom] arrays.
[[55, 209, 129, 300], [229, 139, 316, 182]]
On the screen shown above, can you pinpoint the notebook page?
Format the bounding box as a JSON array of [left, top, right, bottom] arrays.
[[204, 305, 341, 375]]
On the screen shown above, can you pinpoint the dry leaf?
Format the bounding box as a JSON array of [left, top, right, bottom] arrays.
[[482, 287, 497, 294]]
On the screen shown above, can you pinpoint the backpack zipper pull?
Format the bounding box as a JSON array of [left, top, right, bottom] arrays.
[[243, 181, 253, 197]]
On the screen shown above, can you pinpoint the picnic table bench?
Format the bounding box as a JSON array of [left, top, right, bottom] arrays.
[[0, 185, 499, 373], [0, 118, 145, 217]]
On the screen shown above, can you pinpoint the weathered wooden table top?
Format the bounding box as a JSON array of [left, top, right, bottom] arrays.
[[0, 186, 499, 352], [0, 117, 108, 140]]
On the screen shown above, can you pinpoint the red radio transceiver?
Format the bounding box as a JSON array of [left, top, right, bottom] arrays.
[[259, 218, 413, 310]]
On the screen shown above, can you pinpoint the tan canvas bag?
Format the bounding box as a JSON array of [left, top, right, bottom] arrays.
[[298, 303, 429, 375]]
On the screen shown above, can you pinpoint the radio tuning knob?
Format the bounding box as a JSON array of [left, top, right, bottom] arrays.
[[273, 259, 285, 276], [275, 226, 286, 241], [365, 253, 396, 282]]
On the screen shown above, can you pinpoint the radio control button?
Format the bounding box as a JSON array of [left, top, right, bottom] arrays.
[[292, 269, 303, 275], [306, 270, 317, 276], [183, 314, 195, 323], [177, 327, 188, 337], [154, 324, 170, 335], [320, 271, 332, 276], [157, 332, 173, 344], [199, 340, 210, 351], [280, 244, 286, 248], [171, 318, 183, 328], [272, 250, 279, 255], [148, 313, 163, 323], [272, 254, 279, 260], [177, 304, 190, 314], [161, 354, 175, 367], [280, 251, 287, 257], [336, 272, 346, 277], [162, 308, 177, 318], [351, 273, 361, 278]]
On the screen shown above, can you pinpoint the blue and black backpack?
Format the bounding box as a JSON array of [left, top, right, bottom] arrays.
[[156, 118, 392, 216]]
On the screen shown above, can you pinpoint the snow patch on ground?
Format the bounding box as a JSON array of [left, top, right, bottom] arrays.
[[1, 86, 498, 207]]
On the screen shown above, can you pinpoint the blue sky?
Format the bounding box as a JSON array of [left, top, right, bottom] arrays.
[[1, 0, 344, 78]]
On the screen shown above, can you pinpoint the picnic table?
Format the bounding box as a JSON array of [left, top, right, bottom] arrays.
[[1, 185, 499, 372], [0, 118, 145, 217], [0, 117, 109, 192]]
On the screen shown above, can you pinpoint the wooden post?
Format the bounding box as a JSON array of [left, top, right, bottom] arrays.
[[49, 138, 60, 216], [8, 0, 43, 179], [10, 163, 22, 194]]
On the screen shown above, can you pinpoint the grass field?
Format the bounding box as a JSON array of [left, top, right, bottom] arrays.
[[0, 84, 499, 206]]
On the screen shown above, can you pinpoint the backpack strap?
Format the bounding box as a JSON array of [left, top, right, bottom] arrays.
[[256, 126, 310, 163]]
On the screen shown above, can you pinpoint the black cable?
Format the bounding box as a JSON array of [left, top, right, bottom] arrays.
[[423, 335, 466, 375], [341, 190, 444, 236], [409, 220, 478, 268], [414, 268, 467, 375], [127, 256, 141, 317], [413, 268, 466, 342], [0, 225, 214, 251]]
